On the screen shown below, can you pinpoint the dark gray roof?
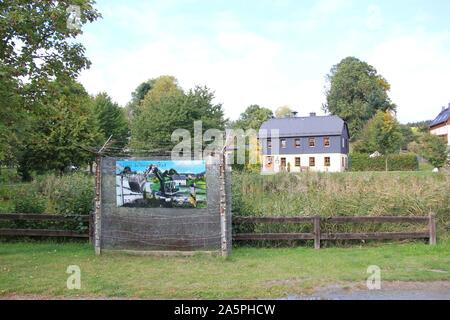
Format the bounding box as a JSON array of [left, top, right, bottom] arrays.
[[259, 115, 347, 137], [172, 175, 187, 180], [430, 107, 450, 127]]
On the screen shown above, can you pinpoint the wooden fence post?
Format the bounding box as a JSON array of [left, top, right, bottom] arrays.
[[429, 212, 436, 245], [88, 212, 94, 244], [314, 216, 321, 249]]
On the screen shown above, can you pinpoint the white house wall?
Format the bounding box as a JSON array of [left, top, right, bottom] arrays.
[[262, 153, 348, 173], [430, 124, 450, 146]]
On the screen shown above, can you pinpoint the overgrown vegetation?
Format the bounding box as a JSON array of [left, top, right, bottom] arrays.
[[232, 171, 450, 240], [0, 172, 94, 233]]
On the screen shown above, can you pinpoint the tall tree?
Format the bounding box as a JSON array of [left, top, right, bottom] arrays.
[[92, 92, 129, 149], [130, 77, 225, 152], [419, 133, 449, 169], [233, 105, 274, 130], [323, 57, 396, 138], [275, 105, 294, 118], [0, 0, 100, 166], [0, 0, 100, 97], [17, 80, 101, 179], [125, 78, 156, 120]]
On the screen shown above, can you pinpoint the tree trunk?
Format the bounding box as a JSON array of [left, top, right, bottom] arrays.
[[385, 154, 388, 172]]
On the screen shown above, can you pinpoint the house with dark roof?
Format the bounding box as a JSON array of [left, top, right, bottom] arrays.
[[172, 175, 187, 186], [258, 112, 350, 173], [430, 104, 450, 149]]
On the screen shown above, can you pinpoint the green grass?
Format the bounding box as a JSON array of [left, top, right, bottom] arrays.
[[1, 241, 449, 299]]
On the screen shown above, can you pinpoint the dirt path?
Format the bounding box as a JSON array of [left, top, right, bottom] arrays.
[[282, 281, 450, 300], [2, 281, 450, 300]]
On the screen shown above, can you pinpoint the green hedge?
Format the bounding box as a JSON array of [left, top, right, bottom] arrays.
[[349, 153, 418, 171]]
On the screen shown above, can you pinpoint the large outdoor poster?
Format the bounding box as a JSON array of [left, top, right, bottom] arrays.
[[116, 160, 207, 208]]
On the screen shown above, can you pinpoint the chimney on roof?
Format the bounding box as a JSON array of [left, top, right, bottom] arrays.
[[309, 112, 316, 117], [443, 106, 446, 111]]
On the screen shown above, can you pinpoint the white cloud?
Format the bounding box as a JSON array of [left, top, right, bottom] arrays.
[[368, 30, 450, 122]]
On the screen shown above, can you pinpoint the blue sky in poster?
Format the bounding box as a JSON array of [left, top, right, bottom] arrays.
[[116, 160, 206, 174]]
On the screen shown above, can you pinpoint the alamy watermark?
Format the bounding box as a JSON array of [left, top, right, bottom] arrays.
[[66, 5, 82, 31], [66, 265, 81, 290], [366, 265, 381, 290], [170, 121, 279, 166]]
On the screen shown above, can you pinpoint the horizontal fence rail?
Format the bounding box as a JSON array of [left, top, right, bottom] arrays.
[[233, 214, 437, 249], [0, 213, 93, 241]]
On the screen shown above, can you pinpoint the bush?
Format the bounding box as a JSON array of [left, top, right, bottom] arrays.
[[13, 192, 46, 214], [349, 153, 418, 171], [36, 173, 95, 215]]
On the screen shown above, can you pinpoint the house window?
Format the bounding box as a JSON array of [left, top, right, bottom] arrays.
[[281, 157, 286, 170], [309, 157, 315, 167], [309, 138, 315, 147], [281, 139, 287, 148], [267, 156, 273, 165], [294, 139, 301, 148], [267, 139, 272, 148], [342, 157, 345, 167], [324, 137, 330, 147], [324, 157, 331, 167], [342, 138, 345, 148], [295, 157, 301, 167]]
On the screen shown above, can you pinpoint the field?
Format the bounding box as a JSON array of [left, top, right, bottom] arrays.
[[0, 241, 449, 299], [232, 171, 450, 237]]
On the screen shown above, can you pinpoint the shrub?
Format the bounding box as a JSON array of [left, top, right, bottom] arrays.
[[13, 192, 46, 214], [37, 173, 95, 215], [349, 153, 418, 171]]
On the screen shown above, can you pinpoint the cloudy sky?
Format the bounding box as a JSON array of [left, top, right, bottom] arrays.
[[78, 0, 450, 124]]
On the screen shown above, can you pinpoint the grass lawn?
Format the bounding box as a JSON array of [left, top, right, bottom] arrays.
[[1, 241, 449, 299]]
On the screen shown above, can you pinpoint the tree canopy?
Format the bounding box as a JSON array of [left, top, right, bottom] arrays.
[[275, 105, 294, 118], [0, 0, 101, 97], [233, 105, 273, 130], [323, 57, 396, 138], [17, 80, 101, 179], [130, 76, 226, 153], [354, 111, 402, 159], [419, 133, 449, 169], [92, 92, 129, 150]]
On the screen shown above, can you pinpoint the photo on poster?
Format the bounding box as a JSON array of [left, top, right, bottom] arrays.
[[116, 160, 207, 208]]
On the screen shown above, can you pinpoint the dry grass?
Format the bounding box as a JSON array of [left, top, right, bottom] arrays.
[[232, 171, 450, 238]]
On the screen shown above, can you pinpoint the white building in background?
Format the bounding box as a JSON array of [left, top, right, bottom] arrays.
[[430, 103, 450, 150], [258, 112, 350, 173]]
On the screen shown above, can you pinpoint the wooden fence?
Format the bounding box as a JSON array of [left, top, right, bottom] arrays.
[[0, 213, 438, 249], [233, 214, 437, 249], [0, 214, 93, 241]]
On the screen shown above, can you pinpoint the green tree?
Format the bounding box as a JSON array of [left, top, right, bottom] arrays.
[[233, 105, 273, 130], [419, 133, 449, 169], [398, 124, 416, 151], [92, 92, 129, 150], [0, 0, 100, 97], [130, 76, 226, 152], [125, 78, 156, 120], [323, 57, 396, 138], [275, 105, 294, 118], [17, 80, 101, 179], [354, 111, 403, 170], [0, 1, 100, 167]]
